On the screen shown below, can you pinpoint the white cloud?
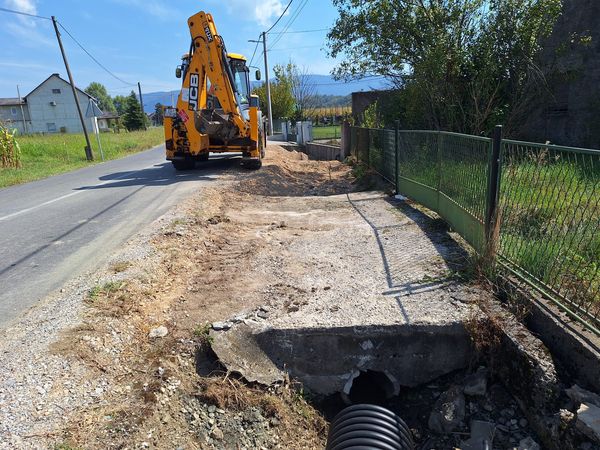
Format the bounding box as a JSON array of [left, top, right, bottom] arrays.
[[0, 60, 47, 70], [2, 0, 55, 47], [3, 0, 37, 26], [4, 0, 36, 14], [224, 0, 288, 28]]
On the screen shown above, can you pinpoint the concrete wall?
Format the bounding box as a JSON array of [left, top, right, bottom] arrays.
[[26, 75, 93, 134], [518, 0, 600, 148], [305, 142, 343, 161], [352, 90, 389, 125]]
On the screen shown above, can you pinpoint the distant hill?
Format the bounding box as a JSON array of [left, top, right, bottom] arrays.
[[251, 75, 388, 96], [141, 75, 388, 113]]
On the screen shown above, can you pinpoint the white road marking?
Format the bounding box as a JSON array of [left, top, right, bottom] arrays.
[[0, 169, 140, 223]]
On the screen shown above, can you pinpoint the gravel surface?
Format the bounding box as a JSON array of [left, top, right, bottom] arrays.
[[0, 199, 192, 448]]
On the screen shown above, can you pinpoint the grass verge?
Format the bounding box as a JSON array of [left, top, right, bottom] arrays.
[[0, 127, 164, 188], [313, 125, 341, 140]]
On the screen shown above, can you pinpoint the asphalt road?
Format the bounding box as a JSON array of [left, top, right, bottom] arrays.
[[0, 145, 240, 328]]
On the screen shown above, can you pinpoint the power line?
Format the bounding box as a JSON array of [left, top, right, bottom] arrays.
[[57, 21, 136, 87], [0, 6, 50, 20], [250, 0, 293, 66], [249, 35, 262, 67], [269, 45, 322, 52], [265, 0, 294, 34], [270, 28, 329, 34], [268, 0, 309, 50]]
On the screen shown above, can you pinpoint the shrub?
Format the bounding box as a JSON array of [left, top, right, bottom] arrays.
[[0, 123, 21, 168]]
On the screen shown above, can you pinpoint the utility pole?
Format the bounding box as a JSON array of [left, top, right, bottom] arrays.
[[16, 85, 28, 134], [138, 82, 147, 130], [262, 32, 273, 136], [51, 16, 93, 161]]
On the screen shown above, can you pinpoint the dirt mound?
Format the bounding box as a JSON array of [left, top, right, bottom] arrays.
[[239, 145, 354, 197]]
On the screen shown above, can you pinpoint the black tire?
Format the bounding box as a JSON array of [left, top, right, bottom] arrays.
[[172, 160, 195, 171], [246, 159, 262, 170], [198, 152, 209, 162]]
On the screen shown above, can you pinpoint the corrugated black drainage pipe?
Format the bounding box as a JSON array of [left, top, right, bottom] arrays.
[[325, 404, 414, 450]]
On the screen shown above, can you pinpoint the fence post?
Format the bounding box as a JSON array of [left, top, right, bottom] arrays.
[[394, 120, 400, 193], [485, 125, 503, 243], [367, 128, 371, 165], [437, 131, 444, 198]]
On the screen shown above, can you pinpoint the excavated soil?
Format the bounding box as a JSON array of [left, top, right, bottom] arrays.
[[45, 145, 356, 449]]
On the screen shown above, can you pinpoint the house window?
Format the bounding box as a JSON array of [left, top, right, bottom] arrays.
[[52, 88, 61, 94], [11, 107, 17, 117], [47, 123, 57, 132]]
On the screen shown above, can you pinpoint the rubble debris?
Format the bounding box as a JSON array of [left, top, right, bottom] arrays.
[[576, 403, 600, 442], [518, 436, 541, 450], [460, 420, 495, 450], [566, 385, 600, 408], [428, 385, 465, 433], [463, 367, 488, 397], [148, 326, 168, 338], [211, 321, 231, 331]]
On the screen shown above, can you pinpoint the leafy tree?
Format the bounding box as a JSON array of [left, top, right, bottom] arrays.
[[327, 0, 563, 134], [113, 95, 128, 116], [84, 82, 115, 113], [122, 91, 145, 131], [153, 103, 164, 126], [253, 67, 295, 120], [278, 62, 317, 121]]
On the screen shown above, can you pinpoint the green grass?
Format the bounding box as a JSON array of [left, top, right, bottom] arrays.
[[0, 127, 164, 188], [312, 125, 341, 140], [88, 281, 126, 301]]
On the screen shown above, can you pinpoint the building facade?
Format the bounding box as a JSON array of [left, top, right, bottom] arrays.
[[0, 74, 99, 134], [0, 98, 30, 134]]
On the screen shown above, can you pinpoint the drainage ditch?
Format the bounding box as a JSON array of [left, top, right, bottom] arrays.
[[207, 307, 598, 449]]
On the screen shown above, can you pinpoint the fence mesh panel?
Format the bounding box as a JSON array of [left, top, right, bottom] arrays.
[[439, 133, 491, 222], [350, 126, 600, 334], [397, 131, 439, 188], [499, 141, 600, 327]]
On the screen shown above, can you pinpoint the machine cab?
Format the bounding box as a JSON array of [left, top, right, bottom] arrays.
[[175, 53, 190, 79], [227, 53, 252, 109]]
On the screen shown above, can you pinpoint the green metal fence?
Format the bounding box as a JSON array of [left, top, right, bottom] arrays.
[[351, 126, 600, 335]]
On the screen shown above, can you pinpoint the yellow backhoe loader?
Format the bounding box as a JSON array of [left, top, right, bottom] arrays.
[[163, 11, 265, 170]]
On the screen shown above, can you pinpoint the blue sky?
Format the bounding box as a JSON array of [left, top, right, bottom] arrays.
[[0, 0, 340, 98]]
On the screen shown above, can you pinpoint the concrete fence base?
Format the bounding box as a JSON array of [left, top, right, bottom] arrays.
[[304, 142, 344, 161]]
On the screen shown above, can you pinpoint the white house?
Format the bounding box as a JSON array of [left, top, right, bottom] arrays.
[[0, 74, 114, 134]]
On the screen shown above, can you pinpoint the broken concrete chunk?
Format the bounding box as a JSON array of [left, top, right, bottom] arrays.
[[460, 420, 495, 450], [567, 385, 600, 408], [210, 323, 284, 386], [212, 321, 231, 331], [428, 385, 465, 434], [463, 367, 488, 397], [148, 326, 168, 338], [576, 403, 600, 442], [210, 427, 224, 440], [518, 436, 541, 450]]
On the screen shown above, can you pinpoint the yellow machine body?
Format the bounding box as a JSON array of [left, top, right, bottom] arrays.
[[163, 11, 264, 170]]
